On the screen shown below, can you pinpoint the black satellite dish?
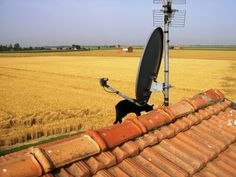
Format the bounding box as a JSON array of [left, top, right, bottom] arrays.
[[100, 27, 164, 107], [135, 27, 163, 104]]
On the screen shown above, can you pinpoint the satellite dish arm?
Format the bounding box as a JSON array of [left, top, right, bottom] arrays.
[[100, 78, 142, 107]]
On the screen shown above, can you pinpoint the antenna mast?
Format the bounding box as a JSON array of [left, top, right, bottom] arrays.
[[153, 0, 186, 106], [163, 0, 171, 106]]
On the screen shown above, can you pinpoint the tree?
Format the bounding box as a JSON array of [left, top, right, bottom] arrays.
[[0, 45, 8, 51], [76, 45, 81, 50], [14, 43, 21, 50], [8, 44, 13, 50], [72, 44, 81, 50]]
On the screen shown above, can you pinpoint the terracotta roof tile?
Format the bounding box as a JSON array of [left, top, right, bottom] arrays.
[[73, 161, 91, 177], [91, 121, 143, 150], [193, 170, 217, 177], [0, 149, 31, 163], [126, 117, 148, 133], [159, 139, 204, 171], [85, 156, 104, 174], [32, 147, 53, 173], [64, 163, 89, 177], [143, 147, 189, 177], [202, 120, 235, 142], [41, 134, 100, 169], [184, 95, 208, 110], [108, 166, 130, 177], [204, 89, 225, 101], [160, 125, 176, 138], [95, 152, 116, 168], [153, 142, 196, 175], [138, 110, 171, 131], [0, 154, 43, 177], [1, 89, 236, 177], [153, 129, 167, 142], [166, 100, 195, 119], [194, 144, 236, 177], [93, 169, 113, 177], [120, 141, 139, 157], [118, 158, 156, 177], [111, 146, 129, 163], [170, 137, 209, 163], [184, 130, 222, 154], [176, 132, 217, 158], [53, 168, 74, 177], [133, 155, 171, 177], [142, 133, 158, 146]]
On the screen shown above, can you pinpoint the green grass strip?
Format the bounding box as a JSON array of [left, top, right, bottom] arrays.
[[0, 131, 83, 156]]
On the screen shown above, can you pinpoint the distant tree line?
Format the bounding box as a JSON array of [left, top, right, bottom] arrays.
[[96, 45, 116, 50], [0, 43, 22, 51], [0, 43, 47, 51], [0, 43, 118, 52]]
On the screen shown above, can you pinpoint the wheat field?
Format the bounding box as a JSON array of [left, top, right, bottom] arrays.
[[0, 49, 235, 150]]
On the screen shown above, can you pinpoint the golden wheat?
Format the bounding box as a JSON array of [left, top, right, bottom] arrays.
[[0, 50, 235, 149]]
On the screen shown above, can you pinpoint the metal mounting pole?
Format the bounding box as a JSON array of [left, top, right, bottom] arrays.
[[163, 0, 170, 106]]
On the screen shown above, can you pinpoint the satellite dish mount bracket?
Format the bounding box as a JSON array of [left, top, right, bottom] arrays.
[[150, 80, 164, 92]]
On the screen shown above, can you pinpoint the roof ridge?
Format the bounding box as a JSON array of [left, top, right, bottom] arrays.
[[86, 89, 225, 151], [0, 89, 228, 177]]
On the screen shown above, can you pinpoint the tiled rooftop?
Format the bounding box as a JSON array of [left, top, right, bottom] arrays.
[[0, 89, 236, 177]]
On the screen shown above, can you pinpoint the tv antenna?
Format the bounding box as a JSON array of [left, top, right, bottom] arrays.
[[153, 0, 186, 106]]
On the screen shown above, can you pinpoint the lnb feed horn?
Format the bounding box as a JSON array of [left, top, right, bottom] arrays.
[[99, 77, 108, 87], [99, 77, 142, 107]]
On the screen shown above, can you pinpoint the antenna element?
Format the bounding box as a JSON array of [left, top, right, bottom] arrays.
[[153, 0, 186, 106]]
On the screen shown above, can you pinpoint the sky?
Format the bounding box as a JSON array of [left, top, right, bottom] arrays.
[[0, 0, 236, 47]]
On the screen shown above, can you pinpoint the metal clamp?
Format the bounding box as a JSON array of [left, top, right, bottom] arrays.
[[150, 81, 164, 92]]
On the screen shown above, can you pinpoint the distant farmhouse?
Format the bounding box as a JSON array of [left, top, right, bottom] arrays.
[[119, 46, 133, 53]]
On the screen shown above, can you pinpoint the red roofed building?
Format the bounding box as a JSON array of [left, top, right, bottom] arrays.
[[119, 46, 133, 53], [0, 89, 236, 177]]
